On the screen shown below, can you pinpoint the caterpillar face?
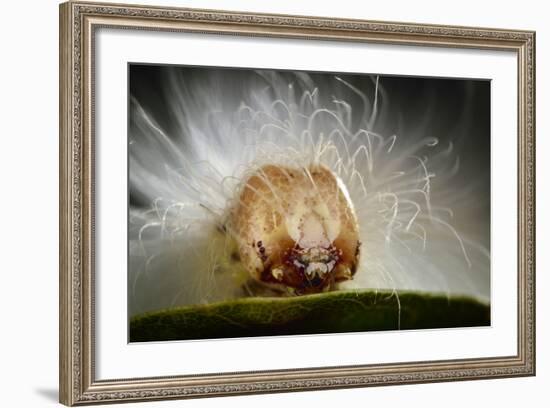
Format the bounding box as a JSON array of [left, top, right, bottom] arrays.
[[230, 164, 360, 295]]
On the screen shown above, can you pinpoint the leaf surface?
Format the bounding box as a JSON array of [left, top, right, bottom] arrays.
[[130, 290, 490, 342]]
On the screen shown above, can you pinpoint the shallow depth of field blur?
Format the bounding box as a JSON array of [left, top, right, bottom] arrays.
[[128, 64, 490, 340]]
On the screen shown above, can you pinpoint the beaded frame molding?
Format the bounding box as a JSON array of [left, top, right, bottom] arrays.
[[59, 1, 535, 405]]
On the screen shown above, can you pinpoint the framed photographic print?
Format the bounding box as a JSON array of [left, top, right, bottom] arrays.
[[59, 1, 536, 405]]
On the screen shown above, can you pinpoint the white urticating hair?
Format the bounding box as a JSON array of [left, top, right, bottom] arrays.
[[129, 69, 490, 317]]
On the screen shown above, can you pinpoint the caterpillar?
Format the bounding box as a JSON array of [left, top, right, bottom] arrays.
[[128, 66, 490, 318]]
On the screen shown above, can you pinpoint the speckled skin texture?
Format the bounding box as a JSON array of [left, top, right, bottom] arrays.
[[230, 164, 360, 294]]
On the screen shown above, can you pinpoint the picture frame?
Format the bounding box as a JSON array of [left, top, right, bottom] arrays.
[[59, 1, 536, 405]]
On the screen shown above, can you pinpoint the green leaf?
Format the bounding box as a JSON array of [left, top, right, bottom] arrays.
[[130, 290, 490, 342]]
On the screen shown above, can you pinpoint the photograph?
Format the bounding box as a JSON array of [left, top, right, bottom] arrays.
[[128, 64, 491, 342]]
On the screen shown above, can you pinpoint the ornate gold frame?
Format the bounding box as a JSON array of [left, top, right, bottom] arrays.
[[59, 1, 536, 405]]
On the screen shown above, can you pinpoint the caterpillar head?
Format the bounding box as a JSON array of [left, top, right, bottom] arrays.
[[230, 164, 360, 295]]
